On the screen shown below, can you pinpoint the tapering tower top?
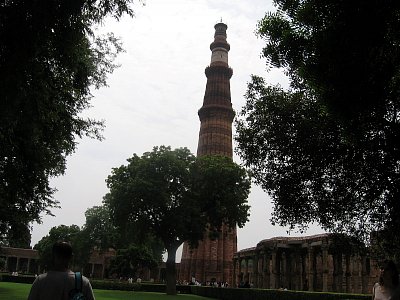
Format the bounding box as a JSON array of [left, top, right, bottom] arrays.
[[210, 22, 230, 66], [197, 22, 234, 157]]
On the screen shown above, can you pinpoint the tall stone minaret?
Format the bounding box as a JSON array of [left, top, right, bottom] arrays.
[[179, 22, 236, 285]]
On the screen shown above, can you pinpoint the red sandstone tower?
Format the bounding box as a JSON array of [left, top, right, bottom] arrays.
[[179, 22, 236, 284]]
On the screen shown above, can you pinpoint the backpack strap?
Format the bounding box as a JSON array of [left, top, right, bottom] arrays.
[[75, 272, 83, 292]]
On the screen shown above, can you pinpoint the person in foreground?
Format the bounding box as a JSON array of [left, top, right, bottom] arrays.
[[372, 260, 400, 300], [28, 241, 95, 300]]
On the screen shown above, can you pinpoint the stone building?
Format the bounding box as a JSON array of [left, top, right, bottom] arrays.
[[179, 22, 236, 285], [233, 233, 380, 293], [83, 248, 116, 278], [1, 246, 116, 279], [0, 247, 40, 274]]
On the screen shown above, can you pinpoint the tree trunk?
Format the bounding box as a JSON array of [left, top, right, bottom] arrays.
[[165, 244, 179, 295]]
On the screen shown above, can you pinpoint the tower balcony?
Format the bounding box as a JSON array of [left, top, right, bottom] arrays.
[[210, 41, 230, 51], [198, 104, 235, 122], [205, 65, 233, 78]]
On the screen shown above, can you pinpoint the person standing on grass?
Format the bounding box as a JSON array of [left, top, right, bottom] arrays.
[[372, 260, 400, 300], [27, 241, 95, 300]]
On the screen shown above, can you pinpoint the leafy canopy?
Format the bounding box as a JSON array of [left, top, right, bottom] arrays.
[[82, 204, 164, 265], [0, 0, 138, 239], [236, 0, 400, 241], [109, 244, 159, 279], [34, 225, 83, 270], [82, 205, 119, 251], [34, 202, 163, 273], [105, 146, 250, 294], [105, 146, 250, 249]]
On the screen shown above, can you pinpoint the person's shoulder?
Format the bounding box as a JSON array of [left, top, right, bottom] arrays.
[[82, 275, 93, 286], [31, 273, 48, 288], [35, 273, 48, 280], [82, 275, 89, 281], [372, 282, 380, 294], [81, 275, 95, 299]]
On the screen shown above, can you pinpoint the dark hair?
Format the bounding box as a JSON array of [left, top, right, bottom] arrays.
[[52, 241, 73, 260], [379, 260, 399, 286]]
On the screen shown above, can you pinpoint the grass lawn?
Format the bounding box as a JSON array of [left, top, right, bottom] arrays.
[[0, 282, 215, 300]]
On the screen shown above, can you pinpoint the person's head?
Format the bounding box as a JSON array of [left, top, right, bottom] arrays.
[[52, 241, 73, 270], [379, 260, 399, 287]]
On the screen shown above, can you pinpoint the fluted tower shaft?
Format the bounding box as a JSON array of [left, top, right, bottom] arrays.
[[197, 23, 234, 157], [179, 23, 236, 285]]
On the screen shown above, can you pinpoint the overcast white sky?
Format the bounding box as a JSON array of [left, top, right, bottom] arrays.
[[31, 0, 324, 260]]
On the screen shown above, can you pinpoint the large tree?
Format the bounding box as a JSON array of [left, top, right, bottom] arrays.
[[236, 0, 400, 245], [105, 146, 250, 294], [0, 0, 138, 240]]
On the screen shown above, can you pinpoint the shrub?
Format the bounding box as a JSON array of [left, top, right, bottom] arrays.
[[90, 280, 136, 291]]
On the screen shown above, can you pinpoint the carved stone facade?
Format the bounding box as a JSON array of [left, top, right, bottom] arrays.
[[179, 22, 236, 284], [233, 233, 379, 293]]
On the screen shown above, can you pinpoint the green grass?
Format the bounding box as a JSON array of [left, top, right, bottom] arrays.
[[93, 289, 212, 300], [0, 282, 214, 300], [0, 282, 31, 299]]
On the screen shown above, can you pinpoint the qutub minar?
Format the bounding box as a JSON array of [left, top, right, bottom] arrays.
[[179, 22, 236, 284]]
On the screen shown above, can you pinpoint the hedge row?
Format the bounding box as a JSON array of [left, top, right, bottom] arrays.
[[190, 286, 371, 300], [0, 274, 35, 284], [90, 280, 191, 293]]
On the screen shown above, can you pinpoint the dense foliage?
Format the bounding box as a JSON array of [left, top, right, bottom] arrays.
[[83, 204, 164, 276], [108, 244, 159, 279], [33, 203, 163, 274], [0, 0, 138, 240], [1, 222, 32, 248], [105, 146, 251, 294], [34, 225, 88, 270], [82, 205, 119, 251], [236, 0, 400, 245]]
